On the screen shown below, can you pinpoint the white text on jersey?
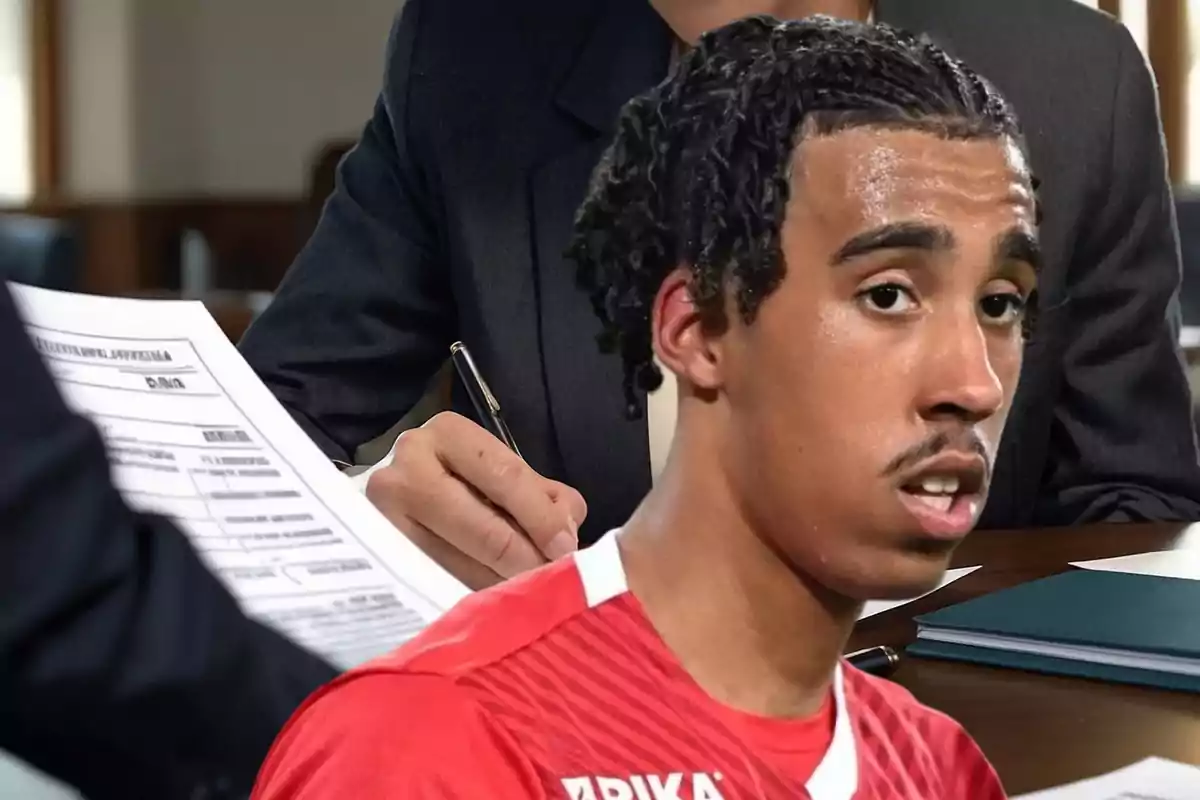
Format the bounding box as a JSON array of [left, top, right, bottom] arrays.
[[561, 772, 726, 800]]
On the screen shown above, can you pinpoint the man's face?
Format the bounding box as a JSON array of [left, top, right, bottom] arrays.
[[718, 127, 1038, 600]]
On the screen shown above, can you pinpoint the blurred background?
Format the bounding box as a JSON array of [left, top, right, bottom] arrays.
[[0, 0, 400, 336], [0, 0, 1196, 344], [0, 0, 1196, 796]]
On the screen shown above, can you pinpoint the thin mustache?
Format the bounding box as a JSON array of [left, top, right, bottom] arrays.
[[881, 430, 991, 480]]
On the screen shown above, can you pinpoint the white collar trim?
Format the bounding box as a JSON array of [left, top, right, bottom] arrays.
[[574, 528, 629, 607], [573, 531, 858, 800]]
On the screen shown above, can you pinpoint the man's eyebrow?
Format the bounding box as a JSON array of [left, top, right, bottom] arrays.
[[995, 229, 1042, 271], [829, 222, 955, 265]]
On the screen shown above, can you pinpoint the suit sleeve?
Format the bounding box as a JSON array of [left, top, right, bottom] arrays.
[[1037, 24, 1200, 524], [238, 0, 455, 464], [252, 673, 546, 800], [0, 285, 339, 796]]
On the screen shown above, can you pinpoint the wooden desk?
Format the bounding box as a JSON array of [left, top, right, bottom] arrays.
[[849, 522, 1200, 795]]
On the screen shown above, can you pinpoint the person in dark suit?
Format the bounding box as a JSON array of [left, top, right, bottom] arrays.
[[0, 283, 337, 798], [240, 0, 1200, 589]]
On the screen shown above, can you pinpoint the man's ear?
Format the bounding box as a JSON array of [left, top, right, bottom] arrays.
[[652, 268, 723, 391]]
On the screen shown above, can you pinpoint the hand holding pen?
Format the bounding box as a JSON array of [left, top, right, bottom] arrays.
[[360, 342, 586, 590]]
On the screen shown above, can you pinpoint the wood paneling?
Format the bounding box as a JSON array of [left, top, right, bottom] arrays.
[[1, 198, 310, 295], [127, 288, 269, 342], [29, 0, 60, 198], [1147, 0, 1189, 184]]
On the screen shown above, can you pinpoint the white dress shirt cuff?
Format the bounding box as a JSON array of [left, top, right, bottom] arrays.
[[345, 433, 404, 494]]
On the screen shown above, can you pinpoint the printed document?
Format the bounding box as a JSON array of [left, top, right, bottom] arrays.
[[10, 284, 469, 670], [1013, 757, 1200, 799]]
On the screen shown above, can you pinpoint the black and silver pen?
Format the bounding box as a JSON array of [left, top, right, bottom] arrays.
[[449, 341, 523, 458], [845, 645, 901, 677]]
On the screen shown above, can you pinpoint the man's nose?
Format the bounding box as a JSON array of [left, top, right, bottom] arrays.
[[916, 318, 1005, 425]]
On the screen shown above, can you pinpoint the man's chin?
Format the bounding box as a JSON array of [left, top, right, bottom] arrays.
[[855, 572, 946, 602], [826, 548, 956, 603]]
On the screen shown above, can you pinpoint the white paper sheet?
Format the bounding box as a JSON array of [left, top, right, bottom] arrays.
[[857, 565, 980, 620], [1013, 757, 1200, 799], [10, 284, 469, 670], [1070, 550, 1200, 582]]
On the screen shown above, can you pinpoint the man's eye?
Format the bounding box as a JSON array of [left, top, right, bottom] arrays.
[[979, 293, 1026, 324], [859, 283, 917, 315]]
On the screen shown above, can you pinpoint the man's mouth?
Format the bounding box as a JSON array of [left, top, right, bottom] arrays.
[[901, 475, 962, 514], [895, 454, 988, 540]]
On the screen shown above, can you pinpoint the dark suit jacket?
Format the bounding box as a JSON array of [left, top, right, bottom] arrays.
[[0, 284, 337, 797], [240, 0, 1200, 545]]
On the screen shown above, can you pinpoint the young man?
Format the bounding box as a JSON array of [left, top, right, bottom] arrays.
[[241, 0, 1199, 589], [252, 17, 1033, 799]]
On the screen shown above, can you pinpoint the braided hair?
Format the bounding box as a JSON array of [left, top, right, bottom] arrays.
[[566, 15, 1029, 419]]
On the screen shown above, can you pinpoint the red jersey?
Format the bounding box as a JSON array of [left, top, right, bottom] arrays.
[[253, 532, 1006, 800]]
